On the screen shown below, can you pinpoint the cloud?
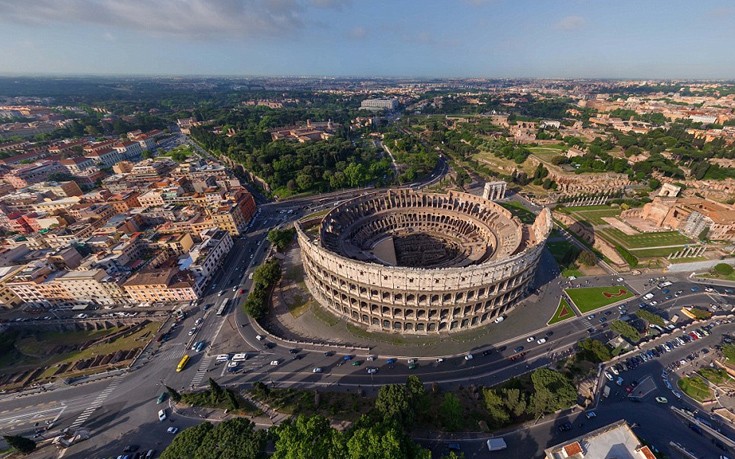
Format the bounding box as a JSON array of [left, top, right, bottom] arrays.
[[554, 15, 586, 31], [0, 0, 346, 39]]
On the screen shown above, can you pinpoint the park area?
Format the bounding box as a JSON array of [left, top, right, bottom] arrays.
[[548, 298, 576, 325], [677, 376, 712, 402], [565, 286, 634, 313]]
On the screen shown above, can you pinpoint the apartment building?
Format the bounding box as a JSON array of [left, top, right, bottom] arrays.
[[51, 269, 127, 306], [178, 228, 233, 289], [123, 267, 198, 303]]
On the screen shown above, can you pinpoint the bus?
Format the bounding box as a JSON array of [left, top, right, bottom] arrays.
[[216, 298, 230, 317], [176, 354, 190, 372]]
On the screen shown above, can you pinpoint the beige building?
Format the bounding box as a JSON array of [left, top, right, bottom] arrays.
[[544, 420, 655, 459], [636, 196, 735, 241], [123, 267, 198, 304], [0, 265, 24, 308], [51, 269, 127, 306]]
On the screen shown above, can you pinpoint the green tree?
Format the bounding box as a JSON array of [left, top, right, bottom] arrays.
[[577, 251, 597, 266], [529, 368, 578, 416], [3, 435, 36, 455], [375, 384, 415, 427], [272, 415, 345, 459], [714, 263, 734, 276], [208, 378, 224, 404], [502, 388, 528, 418], [166, 385, 182, 403], [440, 393, 463, 431], [577, 339, 612, 363], [482, 388, 510, 426], [346, 420, 430, 459], [610, 320, 641, 342], [160, 419, 266, 459]]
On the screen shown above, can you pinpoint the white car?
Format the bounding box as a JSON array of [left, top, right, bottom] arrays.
[[604, 371, 613, 381], [366, 355, 375, 361], [158, 409, 167, 422], [270, 360, 279, 366], [367, 367, 378, 374], [526, 336, 535, 342], [218, 290, 224, 297], [493, 316, 505, 324], [464, 354, 474, 361], [195, 318, 203, 325], [616, 277, 624, 282], [312, 367, 323, 373], [536, 338, 547, 345], [610, 366, 619, 375], [255, 335, 264, 341], [167, 427, 179, 434], [227, 361, 238, 368]]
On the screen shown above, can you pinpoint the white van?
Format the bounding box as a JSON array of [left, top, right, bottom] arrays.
[[215, 354, 230, 362], [643, 293, 654, 300], [232, 353, 248, 362]]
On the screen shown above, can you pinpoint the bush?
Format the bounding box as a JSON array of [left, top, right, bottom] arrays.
[[610, 320, 641, 343], [713, 263, 734, 276], [577, 251, 597, 266], [635, 310, 665, 327]]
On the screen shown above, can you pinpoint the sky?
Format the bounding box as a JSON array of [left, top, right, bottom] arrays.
[[0, 0, 734, 79]]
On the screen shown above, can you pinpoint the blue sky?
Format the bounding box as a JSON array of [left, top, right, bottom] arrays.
[[0, 0, 733, 79]]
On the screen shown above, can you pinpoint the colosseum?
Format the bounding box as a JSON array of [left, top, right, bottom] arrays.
[[296, 189, 552, 335]]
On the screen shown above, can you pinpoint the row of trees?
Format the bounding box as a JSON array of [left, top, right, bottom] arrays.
[[483, 368, 578, 428], [242, 259, 281, 319], [268, 228, 296, 252]]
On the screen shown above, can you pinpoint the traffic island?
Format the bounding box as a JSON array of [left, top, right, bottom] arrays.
[[548, 298, 576, 325], [565, 286, 634, 314]]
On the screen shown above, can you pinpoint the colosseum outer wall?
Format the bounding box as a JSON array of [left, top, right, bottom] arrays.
[[296, 192, 552, 334]]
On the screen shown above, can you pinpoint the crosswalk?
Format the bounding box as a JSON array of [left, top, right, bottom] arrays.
[[158, 347, 185, 362], [190, 355, 213, 389], [68, 379, 121, 430]]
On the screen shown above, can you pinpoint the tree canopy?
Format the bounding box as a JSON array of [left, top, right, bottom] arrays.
[[160, 418, 266, 459]]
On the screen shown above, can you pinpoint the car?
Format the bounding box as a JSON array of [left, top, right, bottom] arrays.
[[366, 355, 376, 361], [465, 354, 474, 360], [255, 335, 264, 340], [386, 358, 397, 365], [436, 358, 444, 363], [408, 363, 418, 370], [655, 397, 668, 404], [188, 327, 196, 336], [691, 286, 700, 292], [610, 366, 619, 376], [526, 336, 535, 342], [239, 289, 246, 295], [167, 427, 179, 434], [156, 392, 167, 404], [289, 348, 300, 354], [587, 314, 596, 320], [312, 367, 323, 373], [158, 409, 167, 422], [599, 317, 607, 323], [232, 286, 238, 292], [195, 341, 206, 352], [616, 277, 624, 282], [367, 367, 378, 374], [218, 290, 224, 297], [270, 360, 279, 366], [227, 361, 238, 368], [557, 422, 572, 432], [604, 371, 613, 381], [351, 361, 362, 366], [447, 442, 461, 452], [585, 411, 597, 419], [514, 346, 524, 353], [604, 310, 612, 316], [324, 351, 335, 357], [650, 300, 658, 305], [537, 338, 547, 345], [493, 316, 505, 323], [343, 355, 354, 361]]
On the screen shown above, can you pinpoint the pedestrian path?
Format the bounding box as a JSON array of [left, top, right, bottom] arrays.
[[158, 347, 185, 361], [190, 355, 213, 389], [68, 379, 121, 430]]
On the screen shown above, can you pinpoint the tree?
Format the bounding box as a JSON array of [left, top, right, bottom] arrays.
[[577, 339, 612, 363], [268, 228, 296, 251], [272, 415, 345, 459], [502, 388, 527, 418], [160, 419, 266, 459], [3, 435, 36, 455], [610, 320, 641, 343], [577, 251, 597, 266], [208, 378, 224, 404], [166, 385, 182, 403], [346, 420, 431, 459], [529, 368, 578, 416], [440, 393, 463, 431], [714, 263, 734, 276], [482, 388, 510, 426], [375, 384, 415, 427]]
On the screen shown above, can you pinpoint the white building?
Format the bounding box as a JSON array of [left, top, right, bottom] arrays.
[[178, 228, 233, 289]]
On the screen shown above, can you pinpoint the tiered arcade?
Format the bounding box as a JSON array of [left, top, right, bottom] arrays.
[[296, 189, 551, 335]]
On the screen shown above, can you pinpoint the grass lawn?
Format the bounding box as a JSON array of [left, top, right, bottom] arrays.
[[569, 207, 622, 225], [598, 228, 690, 249], [565, 286, 634, 313], [546, 240, 581, 277], [678, 376, 712, 402], [499, 201, 536, 224], [628, 247, 683, 258], [698, 368, 731, 385], [548, 298, 576, 325], [561, 267, 583, 278]]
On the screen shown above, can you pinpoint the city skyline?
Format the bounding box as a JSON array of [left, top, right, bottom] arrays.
[[1, 0, 734, 79]]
